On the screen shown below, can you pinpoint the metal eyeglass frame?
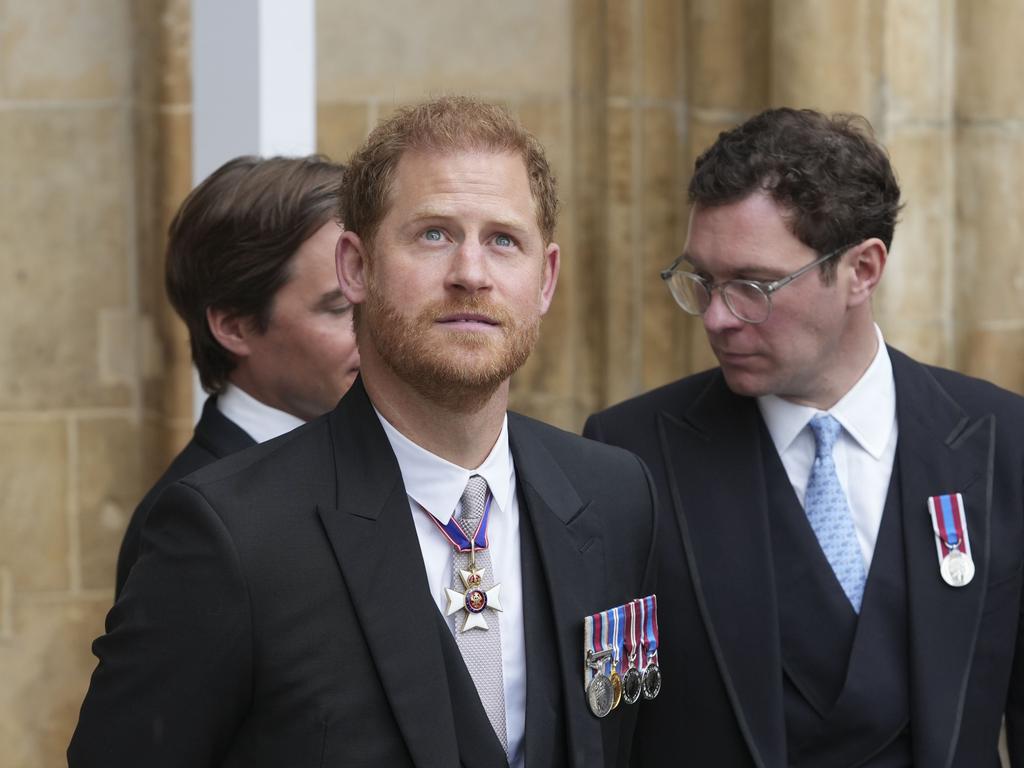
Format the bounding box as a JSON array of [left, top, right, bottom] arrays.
[[659, 243, 854, 324]]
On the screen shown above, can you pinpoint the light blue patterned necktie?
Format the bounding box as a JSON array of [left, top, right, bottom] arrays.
[[805, 414, 867, 613]]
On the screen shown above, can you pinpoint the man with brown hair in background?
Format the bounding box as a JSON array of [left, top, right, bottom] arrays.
[[71, 96, 655, 768], [115, 155, 360, 597]]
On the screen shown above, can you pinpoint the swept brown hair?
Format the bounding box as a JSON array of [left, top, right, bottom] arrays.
[[166, 155, 345, 392]]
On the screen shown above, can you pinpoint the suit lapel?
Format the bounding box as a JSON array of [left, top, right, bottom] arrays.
[[657, 373, 786, 768], [315, 379, 461, 768], [509, 415, 604, 767], [891, 350, 994, 768]]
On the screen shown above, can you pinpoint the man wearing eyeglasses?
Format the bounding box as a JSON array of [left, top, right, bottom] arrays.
[[585, 107, 1024, 768]]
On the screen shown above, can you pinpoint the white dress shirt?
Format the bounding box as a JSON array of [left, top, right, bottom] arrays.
[[216, 383, 304, 444], [375, 409, 526, 768], [757, 325, 898, 570]]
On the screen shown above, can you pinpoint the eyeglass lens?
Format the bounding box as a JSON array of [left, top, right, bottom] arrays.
[[667, 273, 771, 323]]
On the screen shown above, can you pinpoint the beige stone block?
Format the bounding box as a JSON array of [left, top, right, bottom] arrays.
[[605, 106, 640, 403], [568, 92, 608, 413], [133, 107, 164, 317], [160, 110, 193, 231], [642, 0, 684, 101], [885, 0, 952, 121], [0, 0, 130, 100], [507, 390, 577, 432], [882, 319, 952, 368], [514, 101, 574, 402], [641, 107, 689, 391], [961, 327, 1024, 396], [0, 419, 69, 591], [317, 102, 369, 165], [571, 0, 607, 96], [687, 116, 734, 175], [873, 128, 952, 324], [0, 594, 109, 768], [606, 0, 636, 99], [954, 128, 1024, 326], [316, 0, 570, 102], [160, 0, 191, 106], [77, 417, 163, 591], [688, 0, 770, 111], [771, 0, 877, 117], [0, 107, 133, 409], [687, 316, 718, 374], [956, 0, 1024, 121]]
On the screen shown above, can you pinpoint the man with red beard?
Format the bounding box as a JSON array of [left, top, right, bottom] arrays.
[[70, 96, 656, 768]]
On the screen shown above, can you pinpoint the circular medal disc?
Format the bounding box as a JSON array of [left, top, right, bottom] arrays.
[[609, 671, 623, 710], [642, 663, 662, 700], [586, 674, 614, 718], [940, 549, 975, 588], [622, 667, 642, 705]]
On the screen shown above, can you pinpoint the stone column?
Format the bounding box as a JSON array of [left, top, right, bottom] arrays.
[[956, 0, 1024, 392], [685, 0, 771, 372]]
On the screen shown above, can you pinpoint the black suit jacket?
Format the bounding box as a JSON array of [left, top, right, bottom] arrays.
[[115, 396, 255, 598], [71, 378, 656, 767], [584, 348, 1024, 768]]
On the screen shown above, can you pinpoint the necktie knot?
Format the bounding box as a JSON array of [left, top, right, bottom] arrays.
[[458, 474, 489, 530], [809, 414, 841, 459]]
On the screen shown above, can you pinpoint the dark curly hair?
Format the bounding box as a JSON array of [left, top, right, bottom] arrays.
[[688, 108, 902, 281]]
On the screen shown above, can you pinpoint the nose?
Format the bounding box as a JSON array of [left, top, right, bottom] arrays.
[[701, 288, 744, 334], [446, 240, 492, 294]]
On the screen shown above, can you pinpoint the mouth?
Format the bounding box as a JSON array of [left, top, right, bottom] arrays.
[[714, 349, 757, 362], [436, 313, 501, 330]]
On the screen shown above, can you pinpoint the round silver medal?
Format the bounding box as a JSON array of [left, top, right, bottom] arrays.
[[586, 673, 614, 718], [622, 666, 643, 705], [940, 548, 975, 587], [642, 663, 662, 700]]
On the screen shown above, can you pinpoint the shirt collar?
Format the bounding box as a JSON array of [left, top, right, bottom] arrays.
[[374, 407, 514, 526], [758, 324, 896, 459], [216, 383, 305, 444]]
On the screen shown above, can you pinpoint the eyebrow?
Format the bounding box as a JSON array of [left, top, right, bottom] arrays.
[[313, 289, 348, 310], [682, 252, 783, 280], [408, 208, 532, 236]]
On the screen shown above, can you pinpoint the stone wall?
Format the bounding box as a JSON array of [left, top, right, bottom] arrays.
[[1, 1, 1021, 764]]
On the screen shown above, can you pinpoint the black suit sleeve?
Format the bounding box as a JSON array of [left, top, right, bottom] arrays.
[[69, 482, 253, 767], [1004, 470, 1024, 767]]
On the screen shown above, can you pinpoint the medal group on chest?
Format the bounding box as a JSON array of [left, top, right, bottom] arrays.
[[583, 595, 661, 718]]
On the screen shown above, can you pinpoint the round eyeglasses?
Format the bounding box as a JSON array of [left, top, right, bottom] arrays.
[[659, 244, 853, 325]]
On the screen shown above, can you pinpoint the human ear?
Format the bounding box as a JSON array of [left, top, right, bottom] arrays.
[[336, 230, 369, 306]]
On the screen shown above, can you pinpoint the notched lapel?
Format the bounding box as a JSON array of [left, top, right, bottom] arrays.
[[893, 352, 995, 768], [317, 379, 460, 768], [509, 418, 605, 767], [657, 375, 786, 768]]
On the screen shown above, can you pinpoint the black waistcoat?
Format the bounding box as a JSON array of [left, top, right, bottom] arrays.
[[761, 425, 912, 768], [434, 486, 568, 768]]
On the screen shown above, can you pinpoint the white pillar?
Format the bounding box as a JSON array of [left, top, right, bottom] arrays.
[[190, 0, 316, 421]]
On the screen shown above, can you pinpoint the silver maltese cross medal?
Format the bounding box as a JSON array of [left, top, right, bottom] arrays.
[[445, 563, 503, 631]]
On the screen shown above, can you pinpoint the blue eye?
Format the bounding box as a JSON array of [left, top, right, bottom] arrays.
[[424, 228, 443, 242], [494, 234, 513, 247]]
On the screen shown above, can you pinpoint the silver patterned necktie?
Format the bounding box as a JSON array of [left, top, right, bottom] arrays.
[[804, 415, 867, 612], [452, 474, 508, 752]]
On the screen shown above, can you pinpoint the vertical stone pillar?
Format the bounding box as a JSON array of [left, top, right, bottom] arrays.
[[593, 0, 688, 406], [956, 0, 1024, 392], [873, 0, 956, 366], [771, 0, 958, 369], [684, 0, 771, 372]]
